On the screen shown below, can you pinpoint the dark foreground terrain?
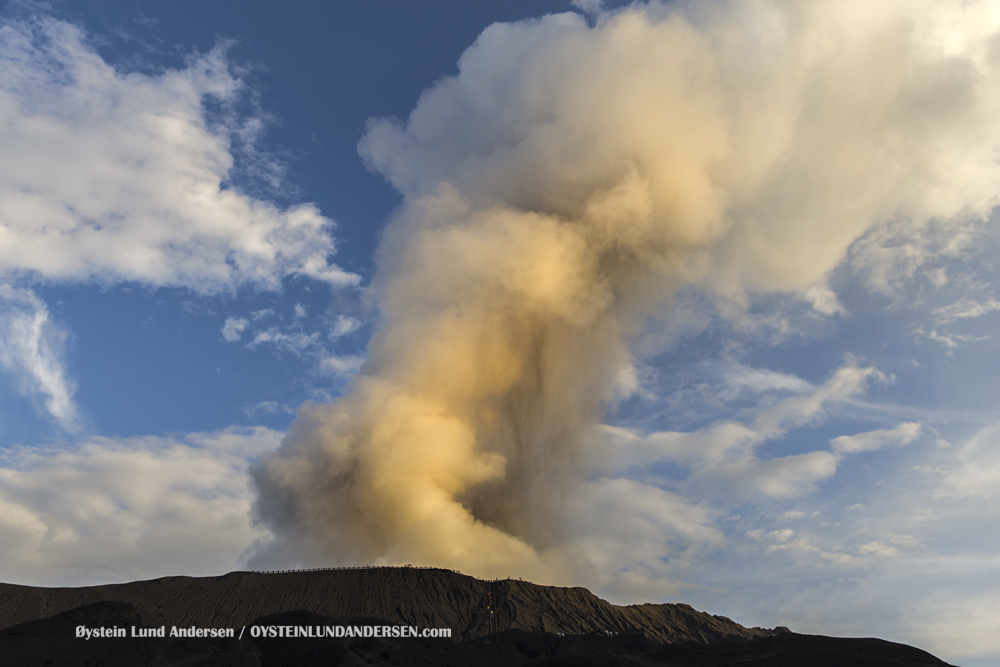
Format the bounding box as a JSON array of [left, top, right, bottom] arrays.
[[0, 567, 954, 666]]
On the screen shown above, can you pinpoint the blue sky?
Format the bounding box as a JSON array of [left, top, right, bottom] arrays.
[[1, 1, 1000, 664]]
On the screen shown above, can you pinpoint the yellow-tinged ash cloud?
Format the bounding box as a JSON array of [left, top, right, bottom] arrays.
[[250, 0, 1000, 584]]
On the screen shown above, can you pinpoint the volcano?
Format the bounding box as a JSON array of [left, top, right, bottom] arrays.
[[0, 567, 953, 665]]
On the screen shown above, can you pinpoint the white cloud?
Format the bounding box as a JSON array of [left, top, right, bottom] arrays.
[[597, 366, 927, 516], [717, 363, 812, 400], [750, 364, 889, 439], [711, 525, 1000, 664], [909, 591, 1000, 662], [606, 421, 755, 470], [570, 0, 605, 16], [682, 414, 1000, 665], [221, 316, 248, 342], [848, 220, 980, 297], [0, 16, 357, 293], [932, 296, 1000, 324], [916, 327, 990, 350], [613, 362, 886, 470], [743, 526, 925, 568], [609, 360, 640, 402], [691, 451, 839, 500], [330, 315, 361, 337], [856, 541, 901, 558], [805, 285, 847, 316], [934, 421, 1000, 499], [246, 400, 280, 417], [927, 267, 949, 287], [563, 477, 724, 602], [0, 285, 79, 430], [222, 311, 365, 379], [905, 293, 1000, 354], [744, 526, 924, 566], [769, 528, 795, 543], [247, 328, 319, 353], [0, 426, 281, 586], [319, 354, 365, 377], [762, 533, 819, 557], [830, 422, 923, 457], [243, 400, 295, 419]]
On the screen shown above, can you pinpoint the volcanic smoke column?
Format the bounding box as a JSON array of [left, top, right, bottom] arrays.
[[251, 1, 1000, 580]]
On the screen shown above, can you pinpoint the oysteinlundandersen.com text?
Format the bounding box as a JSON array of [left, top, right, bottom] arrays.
[[249, 624, 452, 638]]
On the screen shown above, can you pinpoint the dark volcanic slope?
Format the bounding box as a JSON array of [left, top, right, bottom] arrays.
[[0, 567, 776, 643], [0, 606, 955, 667]]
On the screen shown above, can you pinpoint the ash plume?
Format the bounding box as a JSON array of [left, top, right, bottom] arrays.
[[251, 0, 1000, 583]]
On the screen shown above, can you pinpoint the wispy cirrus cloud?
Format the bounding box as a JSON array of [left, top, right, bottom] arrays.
[[932, 296, 1000, 325], [0, 286, 80, 431]]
